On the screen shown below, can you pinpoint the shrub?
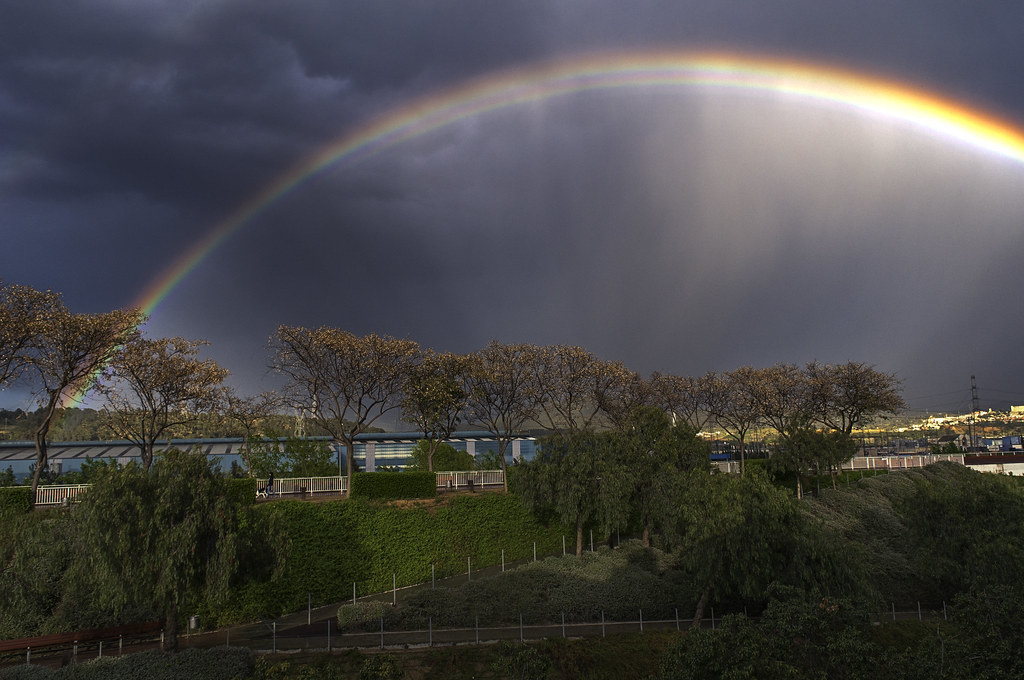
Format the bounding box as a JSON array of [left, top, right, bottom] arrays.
[[350, 471, 436, 500], [0, 647, 254, 680], [337, 600, 398, 633], [225, 477, 259, 507], [0, 486, 31, 518]]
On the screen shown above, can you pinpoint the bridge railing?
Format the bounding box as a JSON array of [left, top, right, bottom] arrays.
[[35, 470, 507, 505]]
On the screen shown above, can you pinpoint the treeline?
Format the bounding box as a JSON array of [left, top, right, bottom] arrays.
[[3, 280, 905, 504]]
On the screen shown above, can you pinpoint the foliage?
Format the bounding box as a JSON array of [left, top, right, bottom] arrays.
[[226, 476, 259, 506], [0, 647, 254, 680], [657, 589, 881, 680], [220, 493, 565, 624], [0, 466, 15, 487], [0, 485, 31, 516], [97, 336, 228, 470], [337, 599, 399, 632], [0, 282, 62, 388], [513, 429, 614, 556], [491, 641, 551, 680], [671, 467, 807, 624], [271, 327, 419, 479], [245, 433, 337, 478], [359, 654, 404, 680], [462, 341, 541, 489], [401, 350, 468, 471], [405, 439, 476, 471], [68, 448, 259, 650], [770, 423, 857, 497], [350, 470, 437, 500], [397, 541, 690, 628], [607, 407, 711, 545]]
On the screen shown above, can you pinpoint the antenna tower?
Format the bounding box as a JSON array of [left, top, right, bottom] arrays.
[[969, 375, 980, 451]]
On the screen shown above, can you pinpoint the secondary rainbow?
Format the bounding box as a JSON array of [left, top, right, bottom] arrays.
[[129, 50, 1024, 319]]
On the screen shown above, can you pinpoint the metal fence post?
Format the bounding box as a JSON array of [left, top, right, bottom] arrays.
[[520, 613, 524, 642], [226, 626, 230, 647], [353, 582, 356, 605], [918, 602, 922, 621], [590, 530, 594, 552], [711, 608, 715, 630], [393, 574, 397, 605], [74, 642, 78, 659], [601, 610, 605, 638], [273, 622, 276, 653], [639, 609, 643, 633], [99, 641, 103, 658], [308, 593, 312, 625], [943, 601, 947, 620], [562, 612, 565, 638], [26, 647, 30, 665], [562, 535, 565, 556], [892, 603, 896, 622], [429, 617, 433, 647], [327, 620, 331, 652], [467, 557, 471, 582], [501, 550, 505, 572], [380, 616, 384, 649], [476, 616, 479, 644], [119, 634, 123, 655], [432, 564, 435, 588], [675, 608, 680, 631], [533, 542, 536, 562]]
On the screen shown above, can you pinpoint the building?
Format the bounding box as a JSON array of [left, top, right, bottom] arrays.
[[0, 431, 539, 480]]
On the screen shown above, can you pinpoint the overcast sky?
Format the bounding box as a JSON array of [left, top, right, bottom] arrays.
[[3, 1, 1024, 415]]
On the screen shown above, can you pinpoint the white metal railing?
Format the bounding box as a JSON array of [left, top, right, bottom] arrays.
[[255, 475, 347, 498], [711, 453, 967, 476], [435, 469, 505, 490], [34, 470, 508, 506], [34, 484, 91, 506]]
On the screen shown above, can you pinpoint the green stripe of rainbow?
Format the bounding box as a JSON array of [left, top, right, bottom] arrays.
[[64, 50, 1024, 407]]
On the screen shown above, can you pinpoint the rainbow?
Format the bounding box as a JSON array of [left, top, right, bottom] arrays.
[[65, 50, 1024, 407], [130, 50, 1024, 318]]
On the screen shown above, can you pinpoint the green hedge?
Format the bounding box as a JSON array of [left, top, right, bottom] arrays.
[[350, 470, 436, 500], [215, 493, 567, 624], [225, 477, 258, 507], [0, 486, 32, 518]]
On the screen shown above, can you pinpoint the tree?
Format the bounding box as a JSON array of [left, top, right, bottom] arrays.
[[709, 367, 763, 476], [609, 406, 710, 546], [529, 345, 611, 436], [673, 468, 804, 627], [220, 390, 282, 475], [0, 282, 61, 388], [271, 327, 419, 480], [805, 361, 907, 435], [26, 304, 143, 505], [593, 363, 652, 431], [401, 351, 468, 471], [513, 429, 616, 556], [97, 336, 228, 470], [405, 439, 476, 471], [748, 363, 810, 445], [70, 449, 251, 651], [771, 421, 856, 497], [649, 371, 722, 434], [462, 341, 540, 491]]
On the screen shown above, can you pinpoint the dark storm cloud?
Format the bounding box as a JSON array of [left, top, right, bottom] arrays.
[[3, 0, 1024, 411]]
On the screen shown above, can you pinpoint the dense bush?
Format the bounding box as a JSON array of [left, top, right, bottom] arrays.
[[0, 486, 31, 517], [0, 647, 253, 680], [389, 541, 693, 628], [225, 477, 259, 507], [350, 471, 436, 500]]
